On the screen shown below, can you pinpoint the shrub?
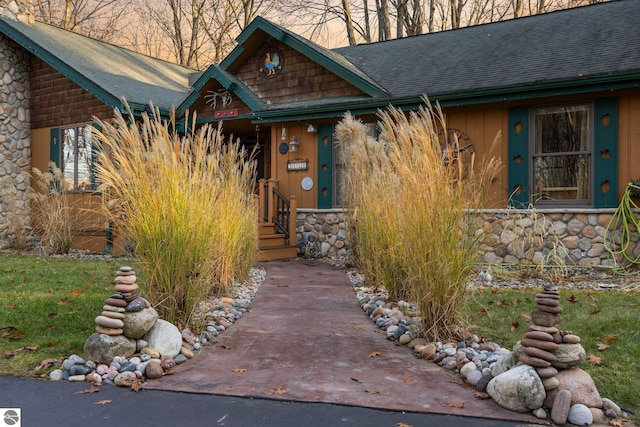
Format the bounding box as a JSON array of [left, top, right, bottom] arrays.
[[29, 164, 74, 254], [93, 103, 258, 329], [337, 99, 501, 342]]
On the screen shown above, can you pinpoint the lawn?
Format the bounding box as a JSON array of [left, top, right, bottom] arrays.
[[464, 284, 640, 415], [0, 253, 638, 416], [0, 253, 135, 377]]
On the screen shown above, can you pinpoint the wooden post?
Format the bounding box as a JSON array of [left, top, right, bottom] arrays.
[[257, 179, 266, 222], [266, 178, 277, 224], [289, 195, 297, 248]]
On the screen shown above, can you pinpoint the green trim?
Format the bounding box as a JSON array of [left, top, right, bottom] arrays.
[[222, 17, 388, 98], [507, 107, 530, 208], [594, 98, 618, 208], [250, 73, 640, 123], [177, 64, 265, 115], [317, 124, 333, 209], [0, 20, 121, 110]]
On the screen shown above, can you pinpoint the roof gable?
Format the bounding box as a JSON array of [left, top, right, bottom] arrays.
[[0, 17, 197, 113]]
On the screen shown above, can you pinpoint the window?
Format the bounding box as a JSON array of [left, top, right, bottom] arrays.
[[531, 103, 592, 205], [60, 125, 93, 191]]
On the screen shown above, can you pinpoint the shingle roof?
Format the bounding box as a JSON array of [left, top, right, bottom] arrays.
[[0, 17, 197, 112], [334, 0, 640, 100]]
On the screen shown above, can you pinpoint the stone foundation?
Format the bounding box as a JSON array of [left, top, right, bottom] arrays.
[[299, 208, 636, 267], [296, 209, 350, 258], [0, 34, 31, 248]]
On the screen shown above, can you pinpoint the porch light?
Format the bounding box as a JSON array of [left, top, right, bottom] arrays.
[[289, 136, 300, 152]]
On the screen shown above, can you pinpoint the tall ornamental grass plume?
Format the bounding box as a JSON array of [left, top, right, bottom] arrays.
[[336, 98, 501, 342], [29, 163, 74, 254], [92, 101, 258, 330]]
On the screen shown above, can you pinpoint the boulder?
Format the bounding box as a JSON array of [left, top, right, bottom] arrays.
[[486, 364, 546, 412], [83, 333, 136, 364], [543, 368, 602, 409], [122, 307, 159, 339], [143, 319, 182, 358]]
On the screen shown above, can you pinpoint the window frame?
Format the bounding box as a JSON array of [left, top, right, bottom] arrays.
[[59, 124, 94, 193], [529, 101, 595, 208]]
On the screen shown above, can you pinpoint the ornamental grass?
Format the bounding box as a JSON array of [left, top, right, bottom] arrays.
[[337, 99, 501, 342], [92, 102, 258, 330]]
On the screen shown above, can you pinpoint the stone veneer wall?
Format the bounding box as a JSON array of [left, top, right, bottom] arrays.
[[296, 208, 635, 267], [0, 1, 33, 248]]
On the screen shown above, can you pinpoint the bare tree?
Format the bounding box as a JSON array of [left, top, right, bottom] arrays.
[[33, 0, 129, 42]]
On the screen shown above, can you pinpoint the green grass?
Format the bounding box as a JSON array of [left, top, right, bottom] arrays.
[[464, 286, 640, 414], [0, 254, 135, 377]]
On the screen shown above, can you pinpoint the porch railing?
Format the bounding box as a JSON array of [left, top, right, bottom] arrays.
[[255, 179, 297, 247]]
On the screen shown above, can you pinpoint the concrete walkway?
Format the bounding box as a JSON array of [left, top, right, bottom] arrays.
[[143, 259, 540, 423]]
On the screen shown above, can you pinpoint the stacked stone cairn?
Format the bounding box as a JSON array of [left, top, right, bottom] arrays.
[[94, 266, 142, 335], [484, 283, 627, 425]]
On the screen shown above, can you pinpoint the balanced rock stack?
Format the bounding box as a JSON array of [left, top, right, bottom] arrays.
[[519, 284, 563, 391], [94, 266, 147, 336]]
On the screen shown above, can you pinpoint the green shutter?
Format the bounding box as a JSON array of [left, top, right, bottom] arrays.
[[49, 128, 60, 168], [593, 98, 618, 208], [317, 124, 333, 209], [507, 107, 529, 208]]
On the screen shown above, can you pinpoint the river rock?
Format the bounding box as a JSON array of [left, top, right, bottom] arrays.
[[143, 319, 182, 358], [114, 274, 136, 284], [602, 398, 622, 417], [552, 343, 586, 369], [95, 315, 124, 329], [524, 330, 554, 341], [562, 334, 581, 344], [535, 366, 558, 378], [543, 368, 602, 409], [568, 403, 593, 426], [114, 371, 137, 387], [541, 376, 559, 390], [83, 333, 136, 364], [491, 352, 513, 377], [531, 310, 562, 327], [551, 389, 572, 424], [101, 310, 125, 319], [145, 360, 163, 379], [125, 298, 147, 313], [520, 338, 559, 352], [105, 297, 127, 307], [114, 283, 139, 293], [122, 307, 158, 339], [486, 364, 545, 412]]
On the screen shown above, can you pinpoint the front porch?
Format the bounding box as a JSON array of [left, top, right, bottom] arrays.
[[255, 178, 298, 261]]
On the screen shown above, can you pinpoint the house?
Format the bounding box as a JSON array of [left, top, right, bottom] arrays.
[[1, 0, 639, 265]]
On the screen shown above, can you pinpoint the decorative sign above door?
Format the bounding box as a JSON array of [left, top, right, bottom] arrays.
[[259, 46, 283, 78]]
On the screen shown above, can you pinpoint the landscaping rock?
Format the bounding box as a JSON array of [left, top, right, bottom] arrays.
[[568, 403, 593, 426], [486, 364, 545, 412], [122, 307, 158, 339], [543, 368, 602, 409], [552, 343, 586, 369], [143, 319, 182, 358], [551, 389, 572, 424], [83, 333, 136, 364]]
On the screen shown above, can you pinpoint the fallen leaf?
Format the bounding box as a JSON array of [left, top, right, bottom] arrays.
[[490, 289, 498, 295], [404, 377, 414, 383], [496, 299, 509, 307], [446, 402, 465, 408], [479, 309, 488, 316], [587, 354, 603, 365], [604, 334, 618, 343], [368, 351, 382, 358], [71, 289, 83, 296], [567, 294, 578, 303], [48, 312, 58, 318], [521, 313, 531, 321], [84, 284, 92, 290], [94, 400, 112, 405], [9, 331, 24, 340], [35, 358, 59, 370], [58, 298, 71, 305], [221, 345, 231, 350], [131, 382, 142, 392], [269, 385, 286, 395], [25, 345, 38, 351], [597, 343, 611, 351], [609, 419, 625, 427], [232, 368, 247, 373], [510, 321, 519, 332], [396, 423, 413, 427], [475, 392, 490, 399], [76, 386, 100, 394], [511, 299, 521, 306], [0, 325, 17, 332], [5, 303, 15, 309], [4, 348, 24, 358], [163, 369, 176, 376], [365, 389, 380, 395], [590, 308, 601, 315]]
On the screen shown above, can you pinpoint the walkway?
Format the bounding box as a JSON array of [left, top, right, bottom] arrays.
[[143, 259, 540, 423]]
